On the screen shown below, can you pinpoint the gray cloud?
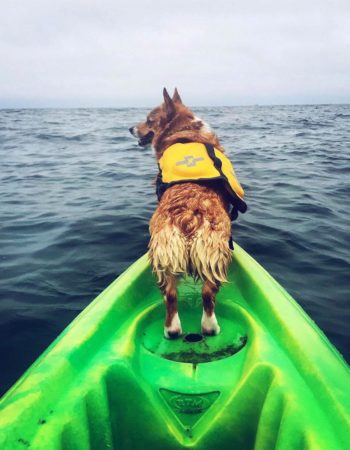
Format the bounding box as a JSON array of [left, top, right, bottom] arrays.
[[1, 0, 349, 106]]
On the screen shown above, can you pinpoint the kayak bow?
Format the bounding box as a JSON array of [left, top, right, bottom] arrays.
[[1, 244, 349, 449]]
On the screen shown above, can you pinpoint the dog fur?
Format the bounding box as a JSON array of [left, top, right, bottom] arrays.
[[130, 88, 232, 338]]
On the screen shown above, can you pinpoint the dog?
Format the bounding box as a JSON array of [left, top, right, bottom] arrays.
[[129, 88, 246, 339]]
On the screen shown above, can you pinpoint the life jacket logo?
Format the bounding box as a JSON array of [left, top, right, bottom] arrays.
[[176, 155, 205, 167]]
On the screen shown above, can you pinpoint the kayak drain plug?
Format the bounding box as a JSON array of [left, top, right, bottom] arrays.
[[185, 333, 203, 343]]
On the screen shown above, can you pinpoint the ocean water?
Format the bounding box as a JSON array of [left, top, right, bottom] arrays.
[[0, 105, 349, 395]]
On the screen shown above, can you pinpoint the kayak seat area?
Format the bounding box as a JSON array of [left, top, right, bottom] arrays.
[[0, 247, 349, 449]]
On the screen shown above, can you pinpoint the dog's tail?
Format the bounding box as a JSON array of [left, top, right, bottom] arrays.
[[175, 209, 204, 236]]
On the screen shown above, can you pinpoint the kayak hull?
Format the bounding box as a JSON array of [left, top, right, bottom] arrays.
[[1, 245, 349, 449]]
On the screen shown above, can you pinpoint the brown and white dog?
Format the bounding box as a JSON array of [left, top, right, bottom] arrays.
[[129, 88, 232, 339]]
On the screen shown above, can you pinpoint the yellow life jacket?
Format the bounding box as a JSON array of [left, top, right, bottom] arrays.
[[156, 142, 247, 220]]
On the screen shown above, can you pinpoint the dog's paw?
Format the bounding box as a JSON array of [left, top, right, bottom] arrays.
[[164, 313, 182, 339], [164, 329, 182, 339], [201, 311, 221, 336]]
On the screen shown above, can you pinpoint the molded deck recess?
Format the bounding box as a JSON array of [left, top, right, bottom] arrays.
[[184, 333, 203, 343], [142, 312, 247, 363]]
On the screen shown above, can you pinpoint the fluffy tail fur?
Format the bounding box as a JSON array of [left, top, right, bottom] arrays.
[[148, 219, 231, 287]]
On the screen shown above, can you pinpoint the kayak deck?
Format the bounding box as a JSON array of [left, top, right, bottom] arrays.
[[0, 245, 349, 449]]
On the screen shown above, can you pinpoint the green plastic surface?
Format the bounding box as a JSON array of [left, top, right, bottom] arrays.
[[1, 245, 350, 449]]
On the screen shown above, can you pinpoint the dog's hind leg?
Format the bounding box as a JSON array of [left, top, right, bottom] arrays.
[[162, 275, 182, 339], [189, 221, 231, 336], [201, 280, 221, 335], [149, 224, 187, 338]]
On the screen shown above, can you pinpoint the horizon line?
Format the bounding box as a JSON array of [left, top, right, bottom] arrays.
[[1, 101, 350, 110]]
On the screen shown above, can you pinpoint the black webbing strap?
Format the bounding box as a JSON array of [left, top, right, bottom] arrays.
[[204, 144, 241, 221], [204, 144, 225, 175]]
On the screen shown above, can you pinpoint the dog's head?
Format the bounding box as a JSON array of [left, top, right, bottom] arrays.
[[129, 88, 218, 158]]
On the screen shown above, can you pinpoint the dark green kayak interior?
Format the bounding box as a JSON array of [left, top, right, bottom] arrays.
[[142, 301, 247, 363], [0, 246, 349, 449]]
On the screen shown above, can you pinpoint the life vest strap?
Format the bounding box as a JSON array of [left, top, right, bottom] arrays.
[[204, 143, 223, 173], [204, 143, 247, 219]]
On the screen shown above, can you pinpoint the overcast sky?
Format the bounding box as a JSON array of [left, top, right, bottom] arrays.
[[1, 0, 349, 107]]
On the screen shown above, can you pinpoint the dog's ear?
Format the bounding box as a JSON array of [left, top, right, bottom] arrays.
[[163, 87, 175, 119], [173, 88, 182, 104]]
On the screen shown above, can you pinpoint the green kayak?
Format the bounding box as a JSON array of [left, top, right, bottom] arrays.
[[1, 244, 349, 449]]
